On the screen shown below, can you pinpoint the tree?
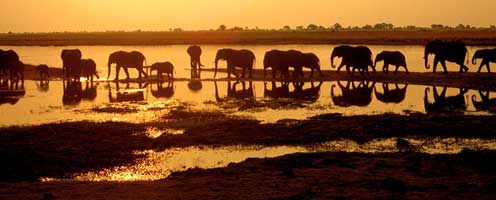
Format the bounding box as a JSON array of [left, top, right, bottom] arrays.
[[307, 24, 318, 30], [218, 24, 226, 31], [431, 24, 444, 29], [296, 26, 304, 31], [282, 25, 291, 31], [362, 24, 372, 29], [332, 23, 342, 30]]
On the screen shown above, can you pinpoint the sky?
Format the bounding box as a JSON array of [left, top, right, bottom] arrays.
[[0, 0, 495, 32]]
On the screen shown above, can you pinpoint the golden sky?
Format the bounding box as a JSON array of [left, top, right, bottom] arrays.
[[0, 0, 495, 32]]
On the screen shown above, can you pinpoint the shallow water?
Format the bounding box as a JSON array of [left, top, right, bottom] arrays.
[[1, 80, 495, 126], [1, 44, 494, 79]]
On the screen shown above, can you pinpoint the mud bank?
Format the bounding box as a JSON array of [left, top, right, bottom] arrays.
[[1, 150, 495, 200]]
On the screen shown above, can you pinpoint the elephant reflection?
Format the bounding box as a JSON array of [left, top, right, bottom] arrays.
[[36, 80, 50, 93], [62, 81, 82, 105], [331, 81, 375, 107], [374, 83, 408, 104], [108, 82, 147, 102], [264, 81, 290, 99], [472, 90, 496, 113], [188, 79, 202, 92], [0, 79, 25, 105], [290, 82, 322, 102], [215, 80, 254, 102], [151, 81, 175, 99], [81, 82, 98, 101], [424, 87, 467, 113]]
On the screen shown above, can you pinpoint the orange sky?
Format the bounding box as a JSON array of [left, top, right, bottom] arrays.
[[0, 0, 495, 32]]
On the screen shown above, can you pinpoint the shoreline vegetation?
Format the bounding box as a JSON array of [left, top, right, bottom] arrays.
[[0, 30, 495, 46]]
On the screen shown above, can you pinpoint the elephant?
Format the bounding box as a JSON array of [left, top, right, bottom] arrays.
[[9, 60, 24, 82], [62, 80, 82, 105], [151, 81, 175, 99], [331, 45, 374, 75], [264, 81, 290, 99], [289, 81, 323, 102], [424, 87, 467, 113], [293, 53, 323, 78], [374, 51, 409, 74], [331, 80, 375, 107], [37, 79, 50, 93], [471, 48, 496, 73], [215, 80, 255, 102], [472, 90, 496, 113], [263, 49, 304, 79], [0, 50, 20, 80], [188, 79, 202, 92], [187, 45, 203, 78], [108, 82, 147, 102], [107, 51, 148, 80], [374, 83, 408, 104], [80, 59, 99, 81], [150, 61, 174, 80], [81, 82, 98, 101], [61, 49, 82, 79], [37, 64, 50, 80], [214, 48, 256, 79], [424, 40, 469, 73]]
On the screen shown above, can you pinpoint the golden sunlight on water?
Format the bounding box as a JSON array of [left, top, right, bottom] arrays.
[[40, 138, 496, 182]]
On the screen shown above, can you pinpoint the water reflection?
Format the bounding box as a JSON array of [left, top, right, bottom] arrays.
[[187, 79, 202, 92], [108, 82, 147, 102], [373, 83, 408, 104], [331, 80, 375, 107], [0, 79, 25, 105], [472, 90, 496, 113], [150, 81, 175, 99], [424, 87, 468, 114], [62, 81, 82, 105], [81, 82, 98, 102], [36, 80, 50, 93], [215, 80, 254, 101]]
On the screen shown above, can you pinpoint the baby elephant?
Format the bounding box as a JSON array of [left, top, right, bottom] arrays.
[[80, 59, 99, 81], [37, 64, 50, 80], [150, 62, 174, 80], [374, 51, 409, 74], [472, 48, 496, 73]]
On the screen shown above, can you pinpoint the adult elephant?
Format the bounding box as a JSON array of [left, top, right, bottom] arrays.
[[374, 51, 409, 74], [331, 80, 375, 107], [0, 50, 20, 80], [424, 87, 467, 113], [374, 83, 408, 104], [61, 49, 82, 79], [214, 49, 255, 79], [293, 53, 323, 78], [263, 49, 303, 79], [424, 40, 469, 73], [472, 48, 496, 73], [331, 46, 374, 75], [187, 45, 203, 78], [80, 59, 99, 81], [107, 51, 148, 80]]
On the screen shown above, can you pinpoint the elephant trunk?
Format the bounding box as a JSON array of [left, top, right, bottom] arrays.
[[214, 56, 220, 78], [331, 84, 336, 97], [424, 88, 430, 105], [107, 59, 112, 80], [472, 54, 477, 65], [424, 49, 430, 69], [330, 52, 336, 68]]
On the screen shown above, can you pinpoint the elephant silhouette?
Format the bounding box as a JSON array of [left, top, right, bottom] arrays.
[[81, 82, 98, 101], [374, 83, 408, 104], [424, 40, 469, 73], [36, 80, 49, 93], [0, 49, 20, 81], [151, 81, 175, 99], [472, 90, 496, 113], [187, 45, 203, 78], [188, 79, 202, 92], [263, 49, 309, 79], [214, 49, 256, 79], [293, 53, 323, 78], [264, 81, 290, 99], [8, 60, 24, 82], [215, 80, 255, 102], [80, 59, 99, 81], [331, 80, 375, 107], [472, 48, 496, 73], [0, 79, 25, 106], [289, 81, 323, 102], [107, 51, 148, 80], [62, 80, 83, 105], [107, 82, 147, 102], [374, 51, 409, 74], [424, 87, 468, 113], [37, 64, 50, 80], [61, 49, 82, 80], [331, 46, 374, 76], [150, 61, 174, 81]]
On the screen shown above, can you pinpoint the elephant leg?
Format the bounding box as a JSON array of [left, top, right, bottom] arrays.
[[440, 61, 448, 74], [337, 63, 345, 73], [477, 62, 485, 73], [433, 58, 440, 73], [115, 67, 121, 80], [241, 67, 246, 78], [383, 64, 388, 73], [394, 65, 400, 74], [123, 68, 131, 80], [249, 68, 252, 79], [487, 63, 491, 73]]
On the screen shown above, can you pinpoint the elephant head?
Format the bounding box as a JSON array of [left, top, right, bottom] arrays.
[[214, 48, 233, 78], [107, 52, 119, 80], [330, 45, 352, 68], [374, 51, 386, 68], [471, 49, 489, 65], [424, 40, 443, 69]]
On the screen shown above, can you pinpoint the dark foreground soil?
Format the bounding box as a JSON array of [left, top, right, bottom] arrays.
[[0, 150, 494, 200]]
